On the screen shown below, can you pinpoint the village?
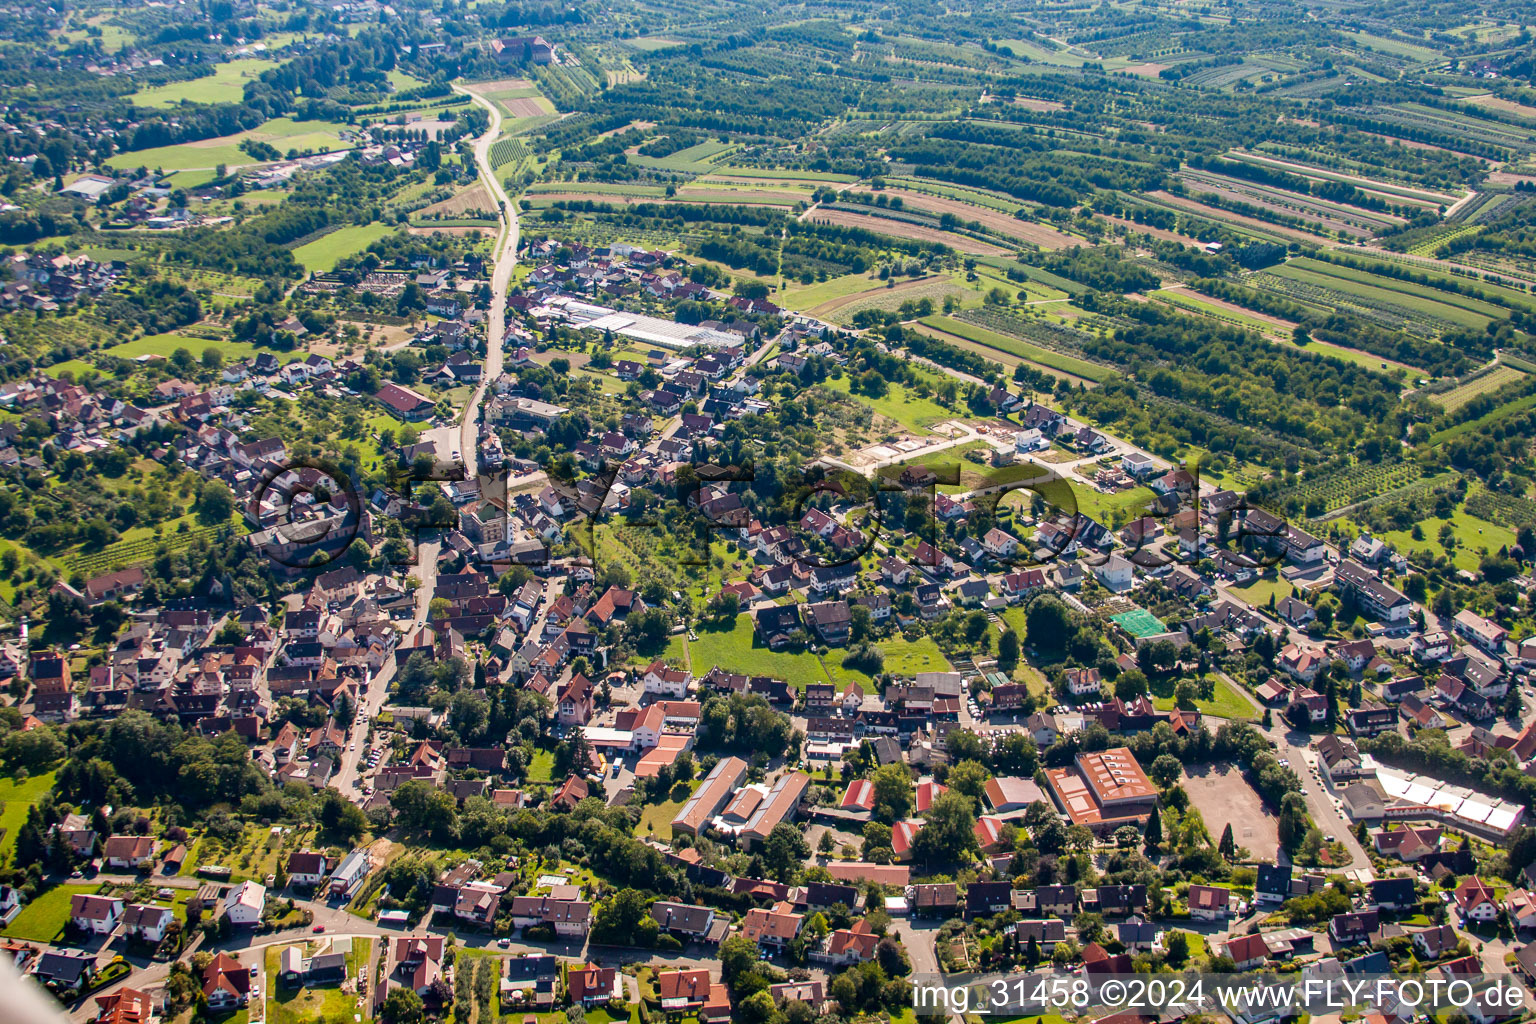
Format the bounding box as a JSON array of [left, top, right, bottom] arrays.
[[5, 225, 1536, 1024]]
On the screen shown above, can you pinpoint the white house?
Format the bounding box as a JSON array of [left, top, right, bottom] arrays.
[[0, 885, 22, 925], [223, 881, 266, 927], [329, 848, 372, 898], [642, 661, 690, 698], [981, 528, 1019, 559], [285, 850, 328, 888], [1093, 552, 1134, 591], [70, 893, 124, 935], [1505, 889, 1536, 931], [1015, 429, 1046, 453], [122, 903, 175, 944], [1121, 451, 1157, 478]]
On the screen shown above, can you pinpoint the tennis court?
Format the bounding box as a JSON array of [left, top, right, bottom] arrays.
[[1110, 608, 1166, 639]]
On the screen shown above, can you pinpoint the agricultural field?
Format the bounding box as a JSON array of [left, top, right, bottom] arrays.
[[131, 59, 279, 108], [414, 183, 498, 221], [991, 38, 1097, 66], [809, 208, 1009, 255], [886, 189, 1077, 248], [917, 315, 1109, 383], [1176, 168, 1400, 238], [292, 224, 399, 273], [107, 117, 356, 172], [1232, 151, 1458, 207], [629, 140, 739, 174], [1430, 364, 1528, 412], [810, 274, 973, 325], [1287, 460, 1430, 520], [1259, 258, 1506, 334]]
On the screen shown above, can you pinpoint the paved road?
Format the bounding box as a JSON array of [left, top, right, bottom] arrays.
[[1216, 677, 1373, 875], [441, 82, 522, 481]]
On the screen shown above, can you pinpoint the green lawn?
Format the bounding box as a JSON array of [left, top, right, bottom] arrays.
[[131, 59, 279, 107], [1365, 503, 1514, 572], [2, 883, 96, 942], [98, 333, 305, 365], [1068, 484, 1157, 530], [267, 944, 367, 1024], [819, 374, 957, 434], [671, 614, 829, 691], [826, 635, 951, 688], [108, 116, 355, 172], [633, 780, 700, 841], [1151, 675, 1256, 722], [526, 748, 556, 784], [1229, 574, 1295, 610], [185, 822, 313, 885], [0, 770, 57, 866], [293, 224, 398, 274]]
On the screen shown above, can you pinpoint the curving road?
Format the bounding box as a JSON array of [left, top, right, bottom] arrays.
[[428, 82, 521, 479]]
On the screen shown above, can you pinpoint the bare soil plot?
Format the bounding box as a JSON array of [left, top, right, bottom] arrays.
[[1487, 171, 1536, 187], [1013, 96, 1067, 112], [1182, 762, 1280, 862], [702, 174, 846, 187], [1361, 131, 1488, 161], [417, 183, 495, 218], [1117, 62, 1169, 77], [470, 77, 535, 92], [594, 119, 656, 139], [501, 96, 553, 118], [809, 208, 1009, 255], [888, 190, 1076, 249]]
